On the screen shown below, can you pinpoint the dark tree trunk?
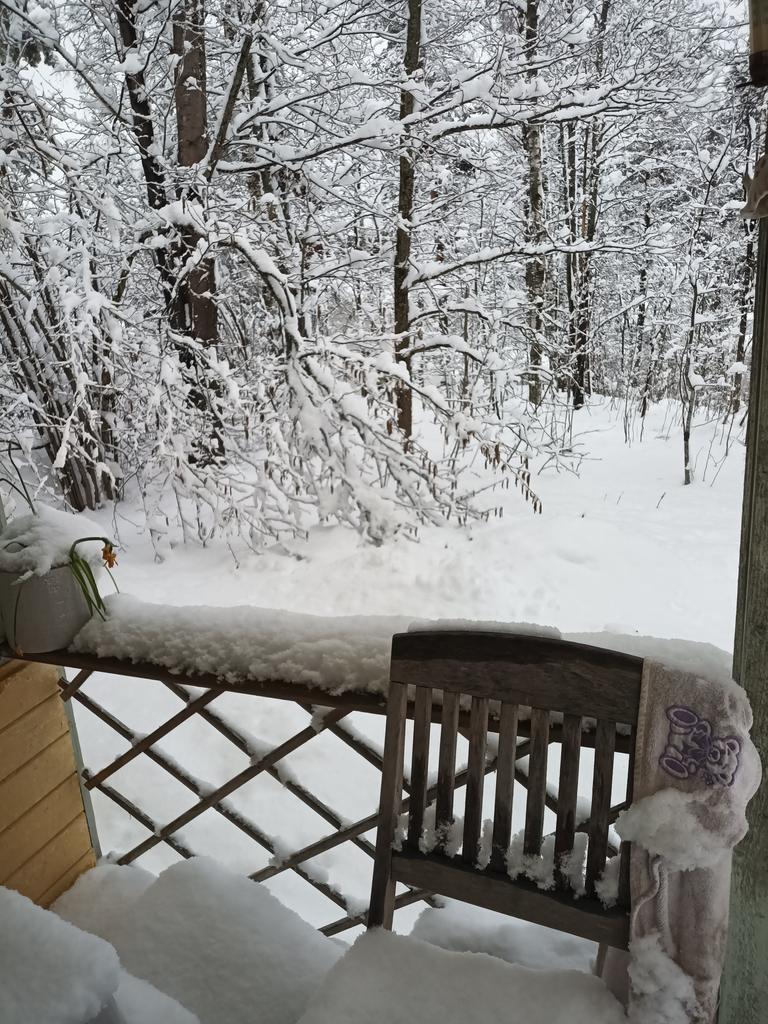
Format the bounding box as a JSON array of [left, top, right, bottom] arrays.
[[394, 0, 423, 438], [170, 1, 223, 460], [115, 0, 174, 303], [118, 0, 224, 461], [172, 0, 217, 345], [731, 231, 755, 416]]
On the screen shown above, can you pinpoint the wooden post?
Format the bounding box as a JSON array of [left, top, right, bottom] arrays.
[[718, 213, 768, 1022]]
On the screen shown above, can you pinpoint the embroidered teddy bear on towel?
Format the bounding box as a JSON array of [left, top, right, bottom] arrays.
[[659, 705, 741, 787]]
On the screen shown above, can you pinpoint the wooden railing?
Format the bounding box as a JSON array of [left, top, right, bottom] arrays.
[[2, 646, 632, 936]]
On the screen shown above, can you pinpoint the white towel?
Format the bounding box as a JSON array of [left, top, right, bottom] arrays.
[[599, 661, 761, 1023]]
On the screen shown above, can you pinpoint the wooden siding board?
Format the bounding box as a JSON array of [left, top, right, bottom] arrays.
[[38, 849, 97, 908], [5, 814, 93, 904], [0, 662, 59, 729], [0, 775, 83, 881], [0, 693, 69, 782], [0, 734, 78, 833]]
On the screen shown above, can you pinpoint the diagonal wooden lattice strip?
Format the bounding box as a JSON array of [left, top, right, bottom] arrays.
[[321, 888, 434, 936], [324, 719, 390, 777], [89, 765, 351, 911], [117, 712, 352, 864], [65, 686, 353, 910], [152, 684, 433, 912], [159, 683, 381, 863], [85, 690, 221, 789], [87, 775, 195, 861], [60, 669, 93, 701], [302, 706, 412, 794], [252, 744, 512, 884]]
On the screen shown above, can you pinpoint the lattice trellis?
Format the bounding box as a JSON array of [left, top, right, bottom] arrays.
[[44, 656, 632, 937]]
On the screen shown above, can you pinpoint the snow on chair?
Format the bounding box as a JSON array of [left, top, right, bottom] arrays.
[[368, 631, 643, 947]]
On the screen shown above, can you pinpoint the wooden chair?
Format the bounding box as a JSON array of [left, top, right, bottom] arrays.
[[368, 631, 643, 949]]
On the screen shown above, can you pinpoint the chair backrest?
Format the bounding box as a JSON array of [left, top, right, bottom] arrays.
[[368, 631, 643, 948]]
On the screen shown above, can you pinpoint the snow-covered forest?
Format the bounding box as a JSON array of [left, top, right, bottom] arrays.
[[0, 0, 757, 546]]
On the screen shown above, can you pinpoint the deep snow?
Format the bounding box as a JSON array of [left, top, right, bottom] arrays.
[[56, 858, 342, 1024]]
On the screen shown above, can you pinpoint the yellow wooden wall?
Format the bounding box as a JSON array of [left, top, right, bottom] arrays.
[[0, 660, 96, 906]]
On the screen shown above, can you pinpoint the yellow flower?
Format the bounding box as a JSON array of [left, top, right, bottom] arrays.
[[102, 544, 118, 568]]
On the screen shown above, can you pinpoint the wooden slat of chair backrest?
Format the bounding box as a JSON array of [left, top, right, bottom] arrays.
[[462, 696, 489, 865], [490, 701, 518, 872], [407, 687, 432, 852], [586, 719, 617, 896], [523, 707, 549, 857], [369, 631, 643, 947], [554, 713, 581, 889], [435, 691, 460, 851]]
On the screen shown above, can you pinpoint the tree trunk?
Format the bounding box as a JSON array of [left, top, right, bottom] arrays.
[[172, 0, 217, 345], [117, 1, 223, 461], [520, 0, 546, 406], [394, 0, 423, 438], [115, 0, 173, 301], [562, 121, 581, 406], [569, 0, 610, 410], [170, 1, 223, 460], [682, 281, 698, 485], [731, 230, 755, 416]]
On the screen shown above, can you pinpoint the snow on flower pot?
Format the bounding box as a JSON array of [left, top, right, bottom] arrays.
[[0, 506, 118, 656], [0, 564, 91, 654]]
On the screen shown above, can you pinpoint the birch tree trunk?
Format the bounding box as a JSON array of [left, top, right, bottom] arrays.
[[571, 0, 611, 410], [562, 120, 580, 404], [520, 0, 546, 406]]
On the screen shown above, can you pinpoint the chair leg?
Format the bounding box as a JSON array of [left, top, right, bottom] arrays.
[[367, 680, 408, 930], [368, 850, 396, 929], [594, 942, 608, 976]]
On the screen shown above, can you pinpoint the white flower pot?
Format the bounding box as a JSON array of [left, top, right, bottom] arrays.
[[0, 565, 91, 654]]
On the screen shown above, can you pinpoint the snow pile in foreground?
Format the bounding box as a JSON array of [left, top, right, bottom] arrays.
[[0, 506, 106, 578], [0, 883, 199, 1024], [628, 933, 701, 1024], [53, 861, 156, 940], [75, 857, 343, 1024], [71, 592, 734, 695], [113, 972, 201, 1024], [0, 884, 119, 1024], [295, 928, 625, 1024], [411, 899, 596, 972]]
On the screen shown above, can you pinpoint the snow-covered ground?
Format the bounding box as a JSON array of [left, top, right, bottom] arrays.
[[67, 399, 745, 934], [100, 399, 743, 646]]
